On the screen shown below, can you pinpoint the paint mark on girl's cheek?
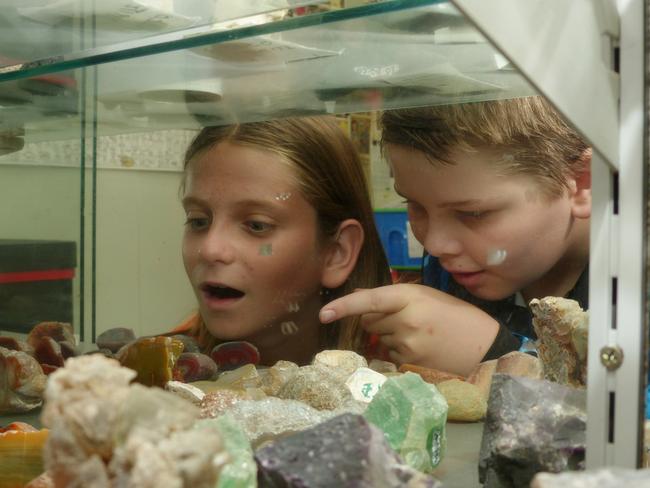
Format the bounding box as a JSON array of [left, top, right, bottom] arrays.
[[280, 321, 299, 335], [275, 192, 292, 201], [486, 248, 507, 266], [259, 243, 273, 256]]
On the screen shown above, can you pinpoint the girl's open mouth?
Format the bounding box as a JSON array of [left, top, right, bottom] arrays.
[[200, 283, 245, 307]]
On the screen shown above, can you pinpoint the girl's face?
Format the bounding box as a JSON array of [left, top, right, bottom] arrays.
[[386, 143, 588, 301], [182, 141, 328, 348]]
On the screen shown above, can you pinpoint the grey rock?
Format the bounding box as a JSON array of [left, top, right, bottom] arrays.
[[96, 327, 136, 353], [479, 374, 586, 488], [255, 413, 442, 488]]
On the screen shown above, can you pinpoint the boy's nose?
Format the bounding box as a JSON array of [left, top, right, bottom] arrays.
[[422, 227, 462, 258]]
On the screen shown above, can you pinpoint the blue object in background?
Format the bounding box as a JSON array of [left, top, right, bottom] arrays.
[[374, 209, 422, 270]]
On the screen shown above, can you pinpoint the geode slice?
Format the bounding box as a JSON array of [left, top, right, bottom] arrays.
[[479, 374, 586, 488], [255, 413, 442, 488]]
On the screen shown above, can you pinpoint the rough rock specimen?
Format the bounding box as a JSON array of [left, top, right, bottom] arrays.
[[531, 468, 650, 487], [276, 365, 352, 411], [0, 346, 47, 413], [96, 327, 136, 353], [530, 297, 588, 387], [364, 372, 448, 473], [467, 352, 543, 402], [368, 359, 398, 374], [220, 397, 332, 447], [0, 422, 49, 487], [258, 360, 299, 396], [255, 413, 442, 488], [200, 389, 248, 419], [0, 336, 34, 355], [312, 349, 368, 381], [41, 354, 229, 487], [479, 374, 586, 488], [116, 336, 184, 387], [436, 379, 487, 422]]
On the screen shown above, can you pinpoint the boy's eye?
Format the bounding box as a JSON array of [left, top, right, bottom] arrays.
[[246, 220, 274, 234], [457, 210, 487, 220]]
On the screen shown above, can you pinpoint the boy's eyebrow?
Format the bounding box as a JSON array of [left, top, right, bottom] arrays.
[[392, 184, 499, 208]]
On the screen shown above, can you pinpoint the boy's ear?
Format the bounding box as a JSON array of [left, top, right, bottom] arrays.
[[320, 219, 364, 289], [570, 148, 592, 219]]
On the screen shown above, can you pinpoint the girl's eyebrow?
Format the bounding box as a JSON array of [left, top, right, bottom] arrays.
[[181, 195, 285, 210]]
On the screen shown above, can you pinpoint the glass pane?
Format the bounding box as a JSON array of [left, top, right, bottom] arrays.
[[0, 0, 329, 71]]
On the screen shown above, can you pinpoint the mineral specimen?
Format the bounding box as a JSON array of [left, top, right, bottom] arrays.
[[312, 349, 368, 381], [530, 297, 588, 387], [0, 422, 49, 488], [0, 346, 47, 414], [398, 363, 465, 384], [41, 354, 230, 488], [174, 352, 219, 382], [255, 413, 442, 488], [436, 379, 486, 422], [479, 373, 586, 488], [116, 336, 184, 387], [221, 397, 332, 447], [211, 341, 260, 371], [196, 415, 256, 488], [276, 365, 352, 411], [165, 380, 206, 404], [345, 367, 387, 403], [258, 360, 299, 396], [531, 468, 650, 487], [363, 372, 448, 472], [95, 327, 136, 353]]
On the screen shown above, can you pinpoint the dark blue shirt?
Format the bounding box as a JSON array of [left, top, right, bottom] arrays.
[[421, 253, 589, 360]]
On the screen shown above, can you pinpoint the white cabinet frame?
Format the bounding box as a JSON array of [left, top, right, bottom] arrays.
[[453, 0, 646, 468]]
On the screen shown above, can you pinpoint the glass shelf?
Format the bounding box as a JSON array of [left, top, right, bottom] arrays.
[[0, 0, 536, 146]]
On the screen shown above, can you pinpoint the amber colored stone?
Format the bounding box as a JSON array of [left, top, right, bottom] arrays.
[[117, 336, 184, 387], [0, 426, 49, 488]]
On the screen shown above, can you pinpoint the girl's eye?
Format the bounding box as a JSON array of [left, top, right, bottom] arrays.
[[246, 221, 274, 234], [185, 216, 209, 231]]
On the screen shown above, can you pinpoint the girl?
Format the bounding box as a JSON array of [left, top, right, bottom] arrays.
[[177, 116, 391, 366]]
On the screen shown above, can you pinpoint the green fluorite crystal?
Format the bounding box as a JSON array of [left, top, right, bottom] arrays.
[[363, 372, 448, 472], [195, 414, 257, 488]]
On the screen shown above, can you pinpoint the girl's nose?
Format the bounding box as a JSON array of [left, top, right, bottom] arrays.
[[198, 227, 236, 264]]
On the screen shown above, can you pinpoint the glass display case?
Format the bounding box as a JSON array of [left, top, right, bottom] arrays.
[[0, 0, 645, 484]]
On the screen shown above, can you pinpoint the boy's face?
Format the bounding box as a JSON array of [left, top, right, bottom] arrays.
[[386, 143, 588, 301], [182, 141, 327, 347]]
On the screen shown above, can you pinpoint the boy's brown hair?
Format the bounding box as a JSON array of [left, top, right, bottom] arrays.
[[380, 96, 590, 198]]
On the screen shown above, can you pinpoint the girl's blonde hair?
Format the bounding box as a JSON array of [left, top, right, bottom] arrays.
[[381, 96, 590, 198], [182, 116, 391, 355]]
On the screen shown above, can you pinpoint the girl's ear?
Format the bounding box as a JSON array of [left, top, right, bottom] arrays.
[[320, 219, 364, 289], [570, 148, 592, 219]]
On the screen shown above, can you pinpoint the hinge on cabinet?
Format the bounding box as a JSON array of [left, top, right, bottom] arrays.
[[612, 45, 620, 73]]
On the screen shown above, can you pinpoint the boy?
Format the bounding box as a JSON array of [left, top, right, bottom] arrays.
[[319, 97, 591, 376]]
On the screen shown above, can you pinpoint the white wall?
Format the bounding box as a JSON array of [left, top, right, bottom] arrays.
[[95, 168, 196, 337]]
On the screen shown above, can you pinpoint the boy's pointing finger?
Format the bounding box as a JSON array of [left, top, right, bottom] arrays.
[[319, 286, 408, 324]]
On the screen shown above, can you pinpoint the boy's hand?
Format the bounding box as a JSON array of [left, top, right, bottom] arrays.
[[319, 283, 500, 377]]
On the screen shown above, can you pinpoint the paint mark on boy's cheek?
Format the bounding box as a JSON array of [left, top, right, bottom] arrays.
[[486, 248, 507, 266], [259, 243, 273, 256]]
